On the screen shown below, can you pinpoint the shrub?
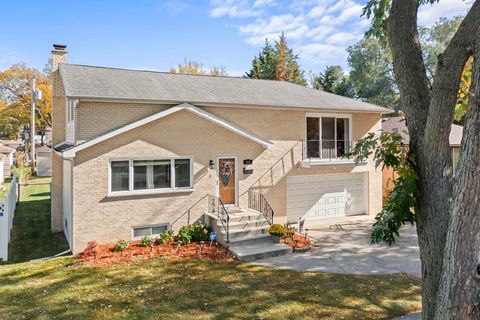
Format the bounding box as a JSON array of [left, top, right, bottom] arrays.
[[12, 165, 31, 185], [139, 236, 154, 247], [268, 224, 287, 237], [155, 230, 174, 245], [177, 223, 209, 244], [285, 226, 296, 238], [114, 240, 129, 252]]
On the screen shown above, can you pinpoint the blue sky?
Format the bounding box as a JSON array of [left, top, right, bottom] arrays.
[[0, 0, 471, 76]]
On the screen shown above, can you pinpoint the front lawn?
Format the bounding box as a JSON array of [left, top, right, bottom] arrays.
[[8, 177, 68, 262], [0, 256, 421, 319]]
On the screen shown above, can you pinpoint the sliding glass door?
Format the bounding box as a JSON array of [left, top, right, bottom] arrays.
[[306, 116, 350, 159]]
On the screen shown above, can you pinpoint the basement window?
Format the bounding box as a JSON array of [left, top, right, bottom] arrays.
[[133, 224, 170, 238]]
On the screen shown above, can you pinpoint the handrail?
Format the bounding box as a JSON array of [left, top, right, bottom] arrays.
[[302, 139, 356, 161], [248, 190, 274, 225], [171, 194, 209, 227], [207, 194, 230, 243], [245, 140, 303, 195]]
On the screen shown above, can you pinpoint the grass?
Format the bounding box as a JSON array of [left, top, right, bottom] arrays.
[[0, 257, 421, 319], [0, 176, 422, 319], [0, 178, 11, 198], [7, 177, 68, 262]]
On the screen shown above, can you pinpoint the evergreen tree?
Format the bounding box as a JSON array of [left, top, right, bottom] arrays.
[[246, 33, 306, 85]]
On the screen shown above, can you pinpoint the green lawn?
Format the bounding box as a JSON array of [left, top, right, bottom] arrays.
[[8, 177, 68, 262], [0, 257, 421, 320], [0, 176, 422, 319], [0, 178, 11, 198]]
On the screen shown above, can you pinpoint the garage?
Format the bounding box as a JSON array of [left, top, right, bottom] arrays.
[[287, 172, 368, 223]]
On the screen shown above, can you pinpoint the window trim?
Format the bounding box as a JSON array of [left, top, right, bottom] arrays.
[[131, 223, 171, 239], [108, 156, 194, 197]]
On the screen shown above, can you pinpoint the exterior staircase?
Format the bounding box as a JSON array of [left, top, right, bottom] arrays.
[[205, 206, 292, 261]]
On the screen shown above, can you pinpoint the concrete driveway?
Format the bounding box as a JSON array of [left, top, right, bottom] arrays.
[[253, 216, 421, 276]]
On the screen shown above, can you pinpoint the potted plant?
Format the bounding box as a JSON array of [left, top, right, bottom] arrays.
[[268, 224, 287, 243]]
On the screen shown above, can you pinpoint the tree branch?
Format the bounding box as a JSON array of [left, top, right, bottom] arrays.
[[387, 0, 431, 147]]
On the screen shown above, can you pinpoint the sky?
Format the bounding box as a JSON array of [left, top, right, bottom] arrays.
[[0, 0, 472, 77]]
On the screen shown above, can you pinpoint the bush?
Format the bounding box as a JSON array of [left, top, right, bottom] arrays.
[[139, 236, 154, 247], [114, 240, 129, 252], [285, 226, 296, 238], [177, 223, 209, 244], [12, 165, 31, 185], [155, 230, 174, 245], [268, 224, 287, 237]]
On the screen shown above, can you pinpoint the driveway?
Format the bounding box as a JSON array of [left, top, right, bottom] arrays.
[[253, 216, 421, 276]]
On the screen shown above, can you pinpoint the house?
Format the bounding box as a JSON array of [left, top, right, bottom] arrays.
[[382, 116, 463, 195], [1, 140, 22, 151], [35, 145, 52, 177], [0, 145, 15, 178], [50, 44, 389, 256]]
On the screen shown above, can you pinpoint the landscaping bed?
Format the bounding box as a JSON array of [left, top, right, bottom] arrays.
[[282, 233, 311, 250], [76, 240, 234, 266]]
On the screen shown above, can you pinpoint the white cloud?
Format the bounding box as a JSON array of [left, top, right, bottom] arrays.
[[418, 0, 471, 26], [210, 0, 473, 72]]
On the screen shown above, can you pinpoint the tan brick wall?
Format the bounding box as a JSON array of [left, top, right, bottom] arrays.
[[75, 102, 169, 142], [68, 99, 383, 252], [51, 68, 65, 232]]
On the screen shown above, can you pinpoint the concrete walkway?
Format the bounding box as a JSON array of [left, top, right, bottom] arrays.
[[253, 216, 421, 276]]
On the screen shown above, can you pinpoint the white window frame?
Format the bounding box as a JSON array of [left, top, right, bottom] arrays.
[[305, 113, 353, 159], [108, 156, 194, 197], [131, 223, 171, 239]]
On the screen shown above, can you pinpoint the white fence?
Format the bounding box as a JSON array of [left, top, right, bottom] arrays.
[[0, 174, 17, 261]]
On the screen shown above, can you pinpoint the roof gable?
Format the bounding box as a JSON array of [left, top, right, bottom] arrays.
[[59, 103, 273, 157]]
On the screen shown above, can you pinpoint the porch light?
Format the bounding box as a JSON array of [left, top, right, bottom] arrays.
[[209, 160, 214, 169]]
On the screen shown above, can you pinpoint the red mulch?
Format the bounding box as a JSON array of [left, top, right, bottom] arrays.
[[281, 234, 311, 248], [76, 240, 235, 266]]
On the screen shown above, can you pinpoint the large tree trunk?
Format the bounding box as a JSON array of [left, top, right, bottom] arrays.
[[386, 1, 480, 318], [435, 38, 480, 320]]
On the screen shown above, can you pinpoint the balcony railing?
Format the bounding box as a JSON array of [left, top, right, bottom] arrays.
[[302, 140, 356, 161]]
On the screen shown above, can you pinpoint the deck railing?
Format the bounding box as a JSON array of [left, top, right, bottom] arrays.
[[302, 140, 356, 161]]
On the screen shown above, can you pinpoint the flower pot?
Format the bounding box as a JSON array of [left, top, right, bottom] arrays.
[[271, 235, 281, 243]]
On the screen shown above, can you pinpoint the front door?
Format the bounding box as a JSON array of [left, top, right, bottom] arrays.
[[218, 157, 236, 205]]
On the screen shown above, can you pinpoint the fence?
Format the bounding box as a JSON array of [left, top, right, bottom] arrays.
[[0, 174, 17, 261]]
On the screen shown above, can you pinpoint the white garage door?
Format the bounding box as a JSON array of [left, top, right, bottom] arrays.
[[287, 172, 368, 222]]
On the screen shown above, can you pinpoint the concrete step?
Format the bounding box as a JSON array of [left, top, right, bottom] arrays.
[[228, 210, 265, 223], [229, 242, 292, 261], [228, 233, 273, 246], [217, 219, 269, 231], [221, 226, 269, 239]]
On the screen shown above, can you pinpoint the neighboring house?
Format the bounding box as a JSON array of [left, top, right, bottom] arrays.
[[50, 44, 389, 254], [382, 116, 463, 196], [0, 145, 15, 178], [1, 140, 22, 151], [36, 145, 52, 177]]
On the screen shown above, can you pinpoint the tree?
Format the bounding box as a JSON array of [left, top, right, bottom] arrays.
[[311, 66, 355, 97], [347, 38, 400, 110], [361, 0, 480, 318], [246, 33, 307, 85], [169, 59, 227, 76], [0, 63, 52, 141]]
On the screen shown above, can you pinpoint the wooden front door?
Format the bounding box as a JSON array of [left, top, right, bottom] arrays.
[[218, 158, 236, 205]]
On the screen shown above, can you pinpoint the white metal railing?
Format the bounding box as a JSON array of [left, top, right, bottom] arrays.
[[0, 174, 17, 261]]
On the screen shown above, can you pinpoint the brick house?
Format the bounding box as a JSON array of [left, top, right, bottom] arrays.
[[50, 44, 389, 256]]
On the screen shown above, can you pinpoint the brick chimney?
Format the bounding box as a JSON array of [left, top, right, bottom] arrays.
[[51, 44, 68, 72]]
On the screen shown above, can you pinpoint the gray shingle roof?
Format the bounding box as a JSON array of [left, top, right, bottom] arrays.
[[382, 116, 463, 146], [59, 64, 390, 113]]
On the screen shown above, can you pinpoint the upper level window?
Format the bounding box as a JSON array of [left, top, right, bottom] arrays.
[[306, 115, 351, 159], [67, 99, 75, 123], [109, 157, 193, 195]]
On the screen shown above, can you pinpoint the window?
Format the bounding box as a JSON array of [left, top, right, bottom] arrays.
[[306, 115, 351, 159], [133, 224, 169, 238], [109, 158, 192, 195], [67, 99, 75, 123]]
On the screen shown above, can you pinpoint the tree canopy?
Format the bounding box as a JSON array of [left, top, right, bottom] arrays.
[[169, 59, 227, 76], [246, 33, 307, 85], [0, 63, 51, 140]]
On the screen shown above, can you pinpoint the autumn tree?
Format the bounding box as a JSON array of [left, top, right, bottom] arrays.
[[0, 63, 51, 141], [359, 0, 480, 318], [246, 33, 307, 85], [169, 59, 227, 76]]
